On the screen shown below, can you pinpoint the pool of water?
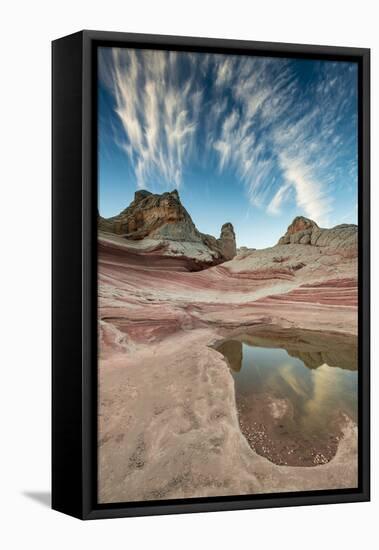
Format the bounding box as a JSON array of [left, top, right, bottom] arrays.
[[216, 330, 357, 466]]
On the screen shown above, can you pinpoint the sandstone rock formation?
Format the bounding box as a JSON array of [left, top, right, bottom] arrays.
[[278, 216, 358, 250], [98, 221, 358, 502], [219, 223, 237, 260], [99, 189, 237, 264], [99, 189, 200, 241]]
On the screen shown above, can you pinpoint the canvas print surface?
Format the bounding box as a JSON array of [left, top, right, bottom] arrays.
[[97, 47, 358, 504]]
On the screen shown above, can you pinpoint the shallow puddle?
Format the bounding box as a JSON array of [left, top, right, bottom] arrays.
[[216, 329, 357, 466]]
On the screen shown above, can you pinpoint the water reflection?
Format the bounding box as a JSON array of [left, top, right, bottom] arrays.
[[216, 329, 357, 467]]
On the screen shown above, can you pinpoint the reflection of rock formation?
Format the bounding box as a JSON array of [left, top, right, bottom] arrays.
[[216, 340, 242, 372], [217, 329, 357, 372], [215, 329, 357, 468], [99, 189, 237, 265], [278, 216, 357, 250], [98, 218, 359, 501], [284, 331, 357, 371], [286, 347, 357, 371]]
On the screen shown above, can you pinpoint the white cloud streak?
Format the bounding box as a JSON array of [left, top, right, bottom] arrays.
[[100, 49, 357, 226], [267, 182, 291, 215], [102, 48, 198, 188]]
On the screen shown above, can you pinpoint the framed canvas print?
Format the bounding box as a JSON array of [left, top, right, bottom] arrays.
[[52, 30, 370, 519]]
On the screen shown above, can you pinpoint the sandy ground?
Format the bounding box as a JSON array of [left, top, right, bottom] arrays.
[[97, 234, 358, 503]]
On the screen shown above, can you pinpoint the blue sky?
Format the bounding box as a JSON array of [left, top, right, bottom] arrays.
[[98, 47, 358, 248]]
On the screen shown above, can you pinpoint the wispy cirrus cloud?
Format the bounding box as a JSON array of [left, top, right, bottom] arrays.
[[100, 48, 199, 189], [208, 57, 356, 225], [267, 182, 291, 215], [99, 49, 357, 226]]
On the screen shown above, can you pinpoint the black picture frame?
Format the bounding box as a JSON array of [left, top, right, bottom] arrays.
[[52, 30, 370, 520]]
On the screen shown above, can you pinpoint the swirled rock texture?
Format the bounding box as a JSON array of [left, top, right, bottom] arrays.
[[98, 208, 358, 504], [98, 189, 237, 264]]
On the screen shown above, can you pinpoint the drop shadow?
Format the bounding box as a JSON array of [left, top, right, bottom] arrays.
[[23, 491, 51, 508]]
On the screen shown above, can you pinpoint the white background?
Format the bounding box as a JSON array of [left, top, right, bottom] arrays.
[[1, 0, 376, 547]]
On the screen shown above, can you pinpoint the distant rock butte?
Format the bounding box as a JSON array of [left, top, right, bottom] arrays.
[[278, 216, 357, 249], [98, 189, 237, 264], [99, 197, 357, 272]]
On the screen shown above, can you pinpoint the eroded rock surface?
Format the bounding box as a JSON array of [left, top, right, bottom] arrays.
[[98, 189, 237, 265], [278, 216, 357, 250], [219, 223, 237, 260], [98, 217, 358, 502]]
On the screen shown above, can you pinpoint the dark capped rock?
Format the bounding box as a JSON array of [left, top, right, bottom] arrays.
[[98, 189, 237, 262]]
